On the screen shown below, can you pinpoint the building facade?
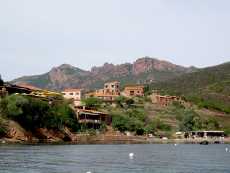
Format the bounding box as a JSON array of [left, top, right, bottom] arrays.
[[151, 91, 183, 107], [86, 81, 120, 101], [123, 85, 145, 97], [75, 107, 112, 129], [62, 89, 83, 106]]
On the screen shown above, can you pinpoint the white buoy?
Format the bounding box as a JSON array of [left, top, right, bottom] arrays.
[[86, 171, 92, 173], [225, 148, 229, 152], [129, 153, 134, 159], [174, 144, 177, 147]]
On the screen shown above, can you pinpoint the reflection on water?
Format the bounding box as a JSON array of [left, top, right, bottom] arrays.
[[0, 144, 230, 173]]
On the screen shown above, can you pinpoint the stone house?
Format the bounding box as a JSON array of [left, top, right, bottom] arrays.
[[123, 85, 145, 97], [62, 89, 84, 106], [86, 81, 120, 101]]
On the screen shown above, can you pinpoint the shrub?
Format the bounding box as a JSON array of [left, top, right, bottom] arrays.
[[81, 97, 102, 109], [115, 96, 127, 108], [0, 118, 7, 137], [126, 98, 135, 107], [112, 114, 129, 132], [145, 120, 157, 134], [126, 108, 147, 122], [179, 109, 202, 131], [136, 128, 145, 136], [203, 117, 220, 130], [4, 95, 28, 117], [224, 128, 230, 136]]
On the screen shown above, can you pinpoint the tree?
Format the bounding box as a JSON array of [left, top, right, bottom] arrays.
[[4, 95, 28, 117], [115, 96, 126, 107], [126, 98, 134, 107], [0, 95, 79, 131], [179, 109, 202, 131], [0, 75, 3, 86]]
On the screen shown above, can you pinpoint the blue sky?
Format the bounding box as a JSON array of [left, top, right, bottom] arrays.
[[0, 0, 230, 81]]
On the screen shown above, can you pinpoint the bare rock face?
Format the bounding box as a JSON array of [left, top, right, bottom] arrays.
[[91, 63, 132, 79], [5, 120, 31, 142], [35, 127, 77, 142], [132, 57, 186, 75], [35, 128, 64, 142]]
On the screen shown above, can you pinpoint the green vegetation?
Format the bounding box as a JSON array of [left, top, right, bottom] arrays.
[[0, 117, 7, 137], [0, 95, 79, 131], [150, 62, 230, 113], [81, 97, 103, 109], [111, 108, 146, 135], [108, 96, 174, 136]]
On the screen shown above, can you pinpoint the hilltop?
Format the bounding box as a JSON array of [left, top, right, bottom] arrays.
[[150, 62, 230, 113], [11, 57, 195, 90]]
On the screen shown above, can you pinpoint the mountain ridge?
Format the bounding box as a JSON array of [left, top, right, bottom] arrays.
[[12, 57, 196, 90]]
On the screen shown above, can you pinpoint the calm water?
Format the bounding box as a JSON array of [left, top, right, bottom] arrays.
[[0, 144, 230, 173]]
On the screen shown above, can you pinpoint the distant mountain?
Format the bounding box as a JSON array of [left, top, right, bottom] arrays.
[[151, 62, 230, 113], [11, 57, 195, 90]]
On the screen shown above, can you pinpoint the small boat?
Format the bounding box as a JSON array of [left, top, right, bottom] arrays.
[[200, 140, 209, 145]]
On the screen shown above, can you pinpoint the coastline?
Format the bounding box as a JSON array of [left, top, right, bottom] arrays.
[[1, 135, 230, 145]]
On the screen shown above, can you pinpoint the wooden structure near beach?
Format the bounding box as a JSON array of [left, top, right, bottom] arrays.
[[75, 107, 112, 129]]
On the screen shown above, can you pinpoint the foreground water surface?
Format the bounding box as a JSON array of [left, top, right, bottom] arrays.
[[0, 144, 230, 173]]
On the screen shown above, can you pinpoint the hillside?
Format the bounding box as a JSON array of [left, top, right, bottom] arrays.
[[11, 57, 195, 90], [150, 62, 230, 113]]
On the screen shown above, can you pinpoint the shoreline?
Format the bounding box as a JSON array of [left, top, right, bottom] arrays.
[[1, 135, 230, 145]]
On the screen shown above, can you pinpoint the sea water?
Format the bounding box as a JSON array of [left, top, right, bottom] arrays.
[[0, 144, 230, 173]]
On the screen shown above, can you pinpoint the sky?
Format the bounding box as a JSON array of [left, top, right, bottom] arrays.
[[0, 0, 230, 81]]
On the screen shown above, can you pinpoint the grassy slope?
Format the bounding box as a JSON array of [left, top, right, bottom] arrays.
[[150, 62, 230, 113], [101, 96, 230, 137]]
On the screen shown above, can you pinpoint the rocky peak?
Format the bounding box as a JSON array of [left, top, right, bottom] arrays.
[[132, 57, 187, 75], [58, 63, 75, 69], [91, 63, 115, 74]]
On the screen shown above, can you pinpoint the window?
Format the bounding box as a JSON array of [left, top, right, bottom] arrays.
[[111, 85, 114, 88], [69, 93, 73, 95], [75, 92, 79, 95], [105, 85, 108, 88], [130, 91, 134, 96]]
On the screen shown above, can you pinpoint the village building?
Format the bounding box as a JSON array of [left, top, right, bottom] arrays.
[[86, 81, 120, 101], [151, 91, 183, 106], [16, 83, 41, 91], [75, 106, 112, 129], [62, 89, 84, 106], [0, 83, 33, 96], [123, 85, 145, 97]]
